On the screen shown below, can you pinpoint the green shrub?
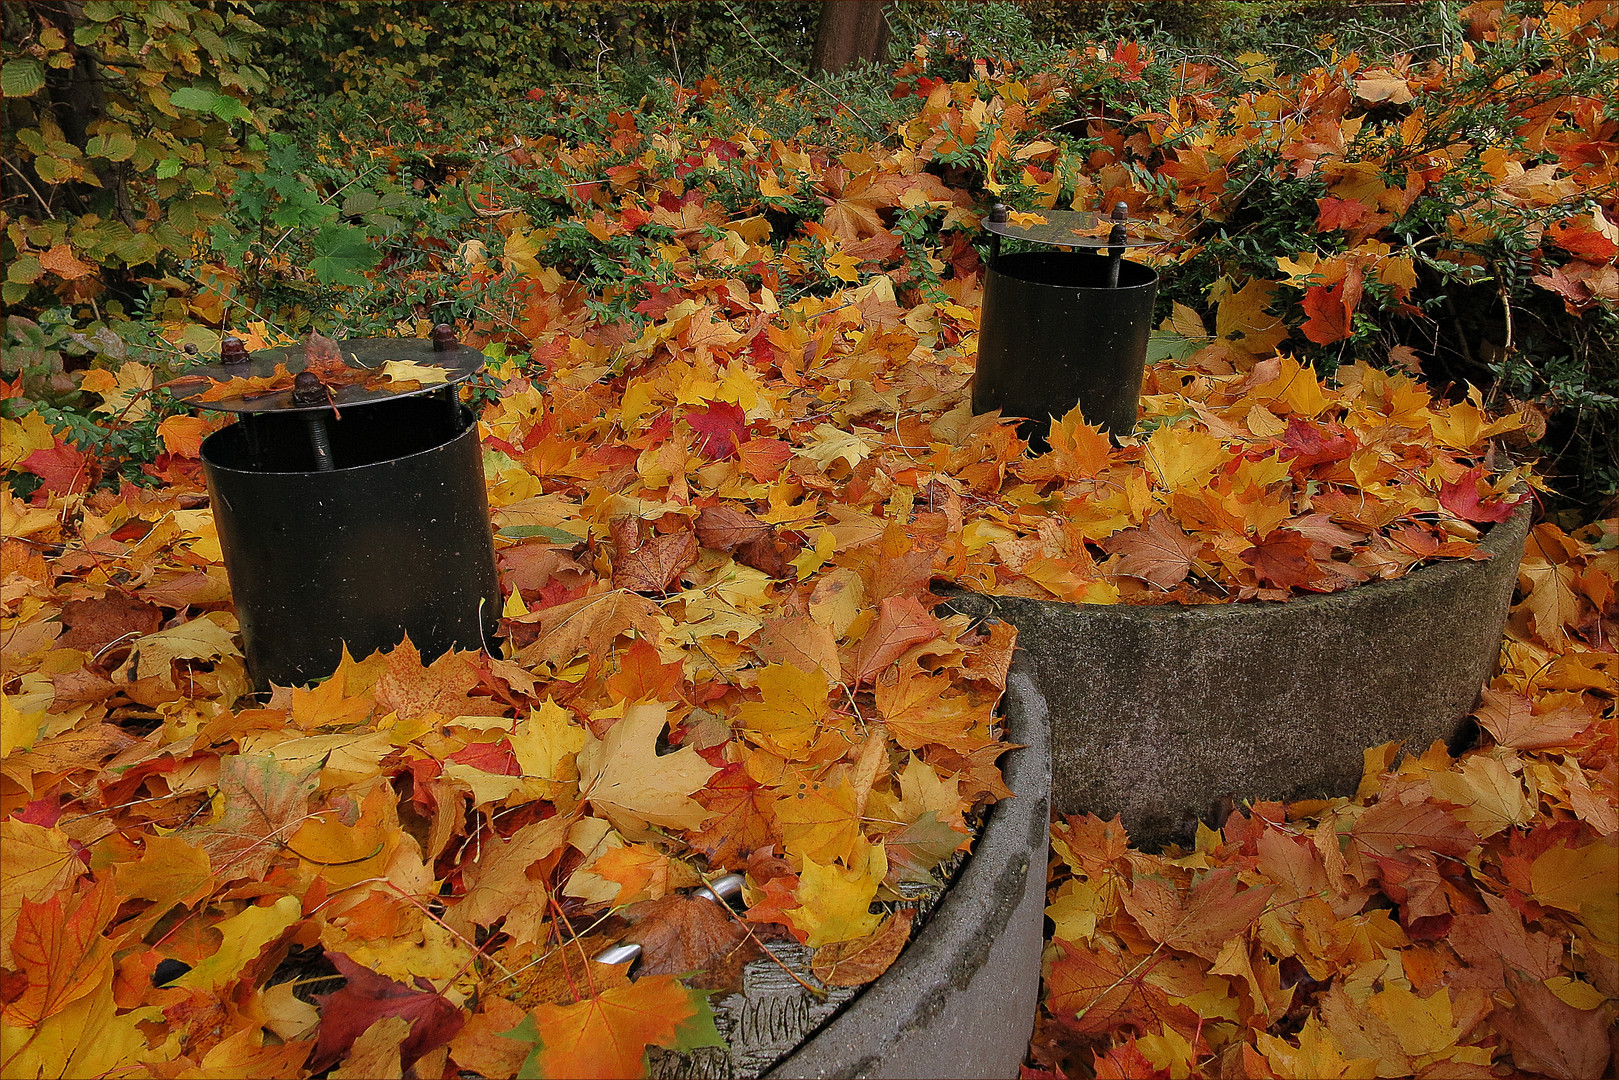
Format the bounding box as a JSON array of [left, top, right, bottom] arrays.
[[1, 0, 272, 316]]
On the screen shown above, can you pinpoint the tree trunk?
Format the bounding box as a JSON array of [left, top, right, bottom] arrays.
[[810, 1, 890, 75]]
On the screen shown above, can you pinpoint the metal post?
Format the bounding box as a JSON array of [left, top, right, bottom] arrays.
[[292, 371, 336, 471], [988, 203, 1008, 269], [1106, 201, 1128, 289]]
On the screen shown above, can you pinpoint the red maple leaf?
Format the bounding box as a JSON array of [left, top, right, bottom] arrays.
[[446, 740, 521, 776], [1315, 196, 1376, 232], [686, 400, 748, 460], [1439, 466, 1526, 523], [1281, 417, 1358, 472], [1300, 280, 1352, 344], [21, 439, 96, 496], [309, 952, 465, 1073], [1242, 529, 1322, 590], [1111, 40, 1147, 80]]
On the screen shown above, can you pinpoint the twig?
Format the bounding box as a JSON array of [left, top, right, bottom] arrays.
[[2, 155, 56, 218], [698, 869, 825, 996]]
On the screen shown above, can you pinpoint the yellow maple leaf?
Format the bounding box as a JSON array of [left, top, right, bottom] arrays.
[[785, 846, 887, 948], [0, 978, 159, 1080], [501, 227, 542, 276], [288, 784, 403, 890], [578, 701, 718, 837], [776, 770, 862, 866], [888, 753, 967, 834], [1256, 1014, 1378, 1079], [797, 423, 875, 472], [735, 662, 831, 757], [0, 820, 77, 969], [1428, 756, 1533, 836], [85, 361, 153, 421], [1143, 426, 1228, 493], [0, 412, 57, 472], [110, 614, 241, 690], [1046, 878, 1113, 944], [510, 697, 586, 780], [1530, 841, 1619, 941], [377, 359, 451, 385], [176, 896, 300, 991], [1366, 984, 1462, 1060]]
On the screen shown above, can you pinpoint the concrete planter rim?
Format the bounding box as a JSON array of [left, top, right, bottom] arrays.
[[764, 667, 1051, 1079], [937, 503, 1529, 620]]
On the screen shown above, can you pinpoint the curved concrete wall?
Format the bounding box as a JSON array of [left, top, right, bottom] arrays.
[[938, 508, 1529, 848], [767, 668, 1052, 1079]]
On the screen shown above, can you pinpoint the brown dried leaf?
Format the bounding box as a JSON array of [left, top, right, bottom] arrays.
[[1492, 971, 1612, 1080], [512, 590, 664, 669], [623, 893, 749, 977], [56, 595, 163, 654], [694, 504, 771, 551], [1103, 511, 1201, 589], [811, 908, 914, 987], [611, 517, 699, 593]]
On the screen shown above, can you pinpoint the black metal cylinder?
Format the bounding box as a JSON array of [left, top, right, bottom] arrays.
[[972, 250, 1159, 448], [201, 394, 500, 689]]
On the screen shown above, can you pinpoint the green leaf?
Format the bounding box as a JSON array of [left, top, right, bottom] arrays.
[[309, 224, 380, 286], [167, 87, 218, 112], [85, 132, 137, 162], [496, 525, 586, 544], [502, 1014, 544, 1080], [81, 0, 120, 20], [1146, 329, 1202, 364], [1, 59, 46, 99], [669, 991, 725, 1054], [155, 159, 183, 180], [208, 94, 252, 122], [6, 257, 43, 285]]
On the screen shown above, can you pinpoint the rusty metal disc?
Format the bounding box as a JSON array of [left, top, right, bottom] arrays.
[[172, 336, 486, 415], [984, 208, 1167, 249]]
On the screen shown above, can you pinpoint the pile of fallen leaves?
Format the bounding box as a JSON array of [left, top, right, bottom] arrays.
[[3, 5, 1615, 1079], [1029, 521, 1616, 1079], [0, 293, 1568, 1080]]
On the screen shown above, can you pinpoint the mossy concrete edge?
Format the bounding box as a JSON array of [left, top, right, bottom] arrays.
[[938, 505, 1531, 848]]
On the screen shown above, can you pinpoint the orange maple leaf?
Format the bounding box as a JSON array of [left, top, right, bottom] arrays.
[[507, 974, 723, 1079]]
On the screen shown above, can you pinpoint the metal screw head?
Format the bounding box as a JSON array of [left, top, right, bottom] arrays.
[[431, 323, 457, 351], [291, 370, 327, 405], [1108, 202, 1130, 247], [988, 203, 1010, 224], [221, 337, 250, 365]]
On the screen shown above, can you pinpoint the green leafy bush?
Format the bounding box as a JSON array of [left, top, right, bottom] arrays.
[[1, 0, 272, 315]]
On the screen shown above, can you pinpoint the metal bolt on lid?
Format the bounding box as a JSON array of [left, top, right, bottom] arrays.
[[981, 203, 1164, 250]]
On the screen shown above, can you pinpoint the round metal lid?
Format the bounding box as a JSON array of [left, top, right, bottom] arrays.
[[171, 333, 486, 415], [984, 207, 1167, 249]]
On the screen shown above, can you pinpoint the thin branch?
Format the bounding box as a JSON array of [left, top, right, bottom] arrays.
[[2, 155, 57, 218]]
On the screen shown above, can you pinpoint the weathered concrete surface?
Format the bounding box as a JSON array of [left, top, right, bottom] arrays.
[[939, 507, 1530, 849], [766, 668, 1051, 1080]]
